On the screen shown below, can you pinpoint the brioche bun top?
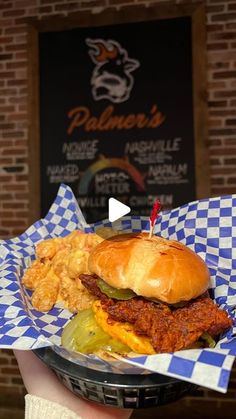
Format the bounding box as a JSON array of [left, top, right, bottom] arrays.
[[88, 232, 210, 304]]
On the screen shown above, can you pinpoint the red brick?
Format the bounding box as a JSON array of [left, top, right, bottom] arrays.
[[0, 20, 14, 28], [55, 2, 80, 12], [226, 22, 236, 29], [0, 37, 13, 45], [209, 139, 222, 146], [207, 5, 226, 13], [228, 3, 236, 11], [0, 88, 17, 95], [208, 81, 227, 89], [11, 228, 26, 235], [11, 377, 24, 385], [3, 9, 25, 17], [15, 0, 37, 7], [0, 158, 13, 165], [209, 0, 232, 2], [6, 61, 27, 69], [0, 71, 15, 78], [18, 87, 27, 94], [226, 119, 236, 125], [210, 110, 236, 116], [0, 123, 15, 130], [8, 97, 26, 104], [38, 5, 53, 13], [14, 140, 27, 147], [223, 137, 235, 146], [212, 186, 236, 194], [0, 105, 16, 112], [0, 377, 10, 383], [0, 211, 15, 218], [0, 2, 13, 10], [2, 131, 25, 138], [211, 167, 236, 174], [5, 183, 27, 190], [210, 157, 222, 165], [14, 193, 29, 200], [16, 157, 27, 163], [207, 42, 229, 50], [15, 52, 27, 60], [210, 32, 236, 40], [0, 140, 14, 147], [210, 147, 236, 154], [109, 0, 134, 4], [214, 70, 236, 79], [0, 350, 14, 355], [1, 219, 27, 227], [0, 358, 9, 365], [211, 12, 236, 22], [1, 368, 21, 375], [5, 44, 26, 52], [0, 53, 13, 61], [2, 202, 26, 209], [210, 128, 236, 136], [7, 79, 27, 86], [12, 33, 27, 42], [208, 100, 228, 107], [207, 23, 224, 34], [214, 90, 236, 98], [5, 27, 26, 35], [7, 113, 27, 121], [208, 61, 230, 69], [211, 177, 225, 185], [227, 177, 236, 184], [40, 0, 66, 3], [2, 148, 26, 155], [14, 211, 28, 217], [15, 175, 28, 182], [209, 119, 223, 127]]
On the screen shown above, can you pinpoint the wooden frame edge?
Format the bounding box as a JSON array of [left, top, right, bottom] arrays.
[[192, 3, 210, 199], [28, 24, 40, 225]]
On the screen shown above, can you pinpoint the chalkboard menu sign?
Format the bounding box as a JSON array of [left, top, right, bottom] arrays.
[[28, 4, 209, 224]]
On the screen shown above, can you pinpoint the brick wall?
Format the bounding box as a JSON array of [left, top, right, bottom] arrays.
[[0, 0, 236, 415]]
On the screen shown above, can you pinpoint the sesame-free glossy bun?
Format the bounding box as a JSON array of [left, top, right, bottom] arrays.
[[88, 232, 210, 304]]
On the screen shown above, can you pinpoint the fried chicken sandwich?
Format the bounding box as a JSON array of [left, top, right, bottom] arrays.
[[78, 232, 233, 354]]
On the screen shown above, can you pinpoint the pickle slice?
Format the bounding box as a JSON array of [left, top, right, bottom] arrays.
[[97, 278, 136, 300], [61, 308, 130, 354], [201, 332, 216, 348], [101, 339, 131, 354]]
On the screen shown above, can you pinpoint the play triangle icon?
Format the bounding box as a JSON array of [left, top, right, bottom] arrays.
[[108, 198, 131, 222]]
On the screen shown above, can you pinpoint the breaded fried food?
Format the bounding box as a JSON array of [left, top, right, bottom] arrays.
[[36, 237, 67, 260], [66, 230, 103, 250], [66, 248, 91, 278], [60, 274, 96, 313], [22, 259, 51, 289], [93, 300, 155, 354], [22, 230, 106, 313], [31, 267, 60, 311]]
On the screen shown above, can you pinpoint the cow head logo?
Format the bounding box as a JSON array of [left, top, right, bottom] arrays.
[[86, 38, 140, 103]]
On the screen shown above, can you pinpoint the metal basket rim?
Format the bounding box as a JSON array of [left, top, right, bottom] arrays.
[[34, 347, 187, 390]]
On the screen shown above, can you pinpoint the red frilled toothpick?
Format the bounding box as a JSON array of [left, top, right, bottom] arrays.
[[149, 199, 161, 238]]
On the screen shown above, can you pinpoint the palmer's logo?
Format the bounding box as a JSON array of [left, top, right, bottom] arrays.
[[86, 38, 140, 104]]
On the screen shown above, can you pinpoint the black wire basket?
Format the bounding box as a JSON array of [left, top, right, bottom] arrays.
[[34, 347, 196, 409]]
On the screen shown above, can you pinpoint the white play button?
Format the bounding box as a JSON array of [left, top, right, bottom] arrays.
[[108, 198, 131, 222]]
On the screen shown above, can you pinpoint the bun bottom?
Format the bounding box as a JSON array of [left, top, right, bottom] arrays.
[[92, 300, 155, 355]]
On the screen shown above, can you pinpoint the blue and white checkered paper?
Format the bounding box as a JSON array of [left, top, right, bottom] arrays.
[[0, 184, 236, 392]]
